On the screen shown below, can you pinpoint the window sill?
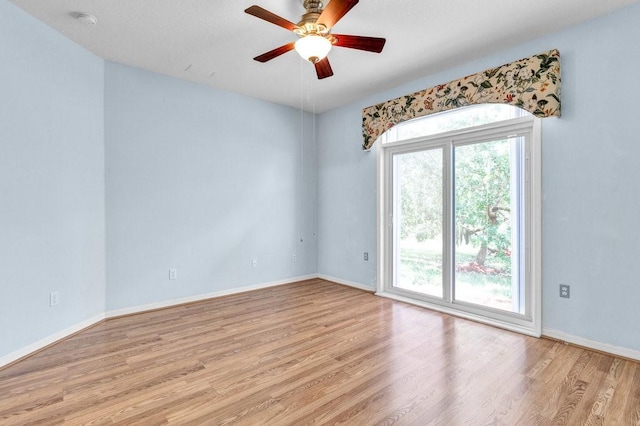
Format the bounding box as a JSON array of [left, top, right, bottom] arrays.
[[375, 290, 541, 338]]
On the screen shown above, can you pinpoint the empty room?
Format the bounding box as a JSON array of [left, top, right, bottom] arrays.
[[2, 0, 640, 423]]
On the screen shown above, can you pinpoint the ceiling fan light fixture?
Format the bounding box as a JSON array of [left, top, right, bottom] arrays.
[[294, 35, 332, 63], [245, 1, 386, 79]]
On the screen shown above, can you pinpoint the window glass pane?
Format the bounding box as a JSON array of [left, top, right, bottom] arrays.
[[393, 149, 443, 298], [453, 137, 524, 313], [394, 104, 526, 141]]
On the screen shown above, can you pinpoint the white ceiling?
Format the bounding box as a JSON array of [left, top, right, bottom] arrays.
[[10, 0, 640, 113]]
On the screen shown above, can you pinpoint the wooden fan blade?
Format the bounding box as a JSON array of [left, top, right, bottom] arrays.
[[332, 34, 386, 53], [245, 5, 298, 32], [253, 42, 295, 62], [316, 0, 359, 29], [314, 57, 334, 79]]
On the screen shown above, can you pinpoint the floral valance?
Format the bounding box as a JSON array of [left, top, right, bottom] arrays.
[[361, 49, 561, 150]]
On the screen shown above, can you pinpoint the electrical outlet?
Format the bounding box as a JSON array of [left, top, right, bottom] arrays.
[[364, 252, 369, 261], [252, 258, 257, 267], [169, 268, 177, 280], [49, 291, 60, 307], [291, 254, 297, 263], [559, 284, 570, 298]]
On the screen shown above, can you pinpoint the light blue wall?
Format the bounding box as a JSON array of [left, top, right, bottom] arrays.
[[317, 107, 378, 287], [0, 0, 316, 357], [104, 63, 317, 311], [317, 2, 640, 351], [0, 1, 106, 356]]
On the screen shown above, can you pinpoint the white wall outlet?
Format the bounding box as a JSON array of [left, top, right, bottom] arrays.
[[169, 268, 177, 280], [364, 252, 369, 261], [49, 291, 60, 307], [252, 258, 257, 267], [292, 254, 297, 263]]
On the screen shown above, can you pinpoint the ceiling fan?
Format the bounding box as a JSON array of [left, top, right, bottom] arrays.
[[245, 0, 386, 79]]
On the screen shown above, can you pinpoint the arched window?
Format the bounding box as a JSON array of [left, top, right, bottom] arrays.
[[377, 104, 542, 337]]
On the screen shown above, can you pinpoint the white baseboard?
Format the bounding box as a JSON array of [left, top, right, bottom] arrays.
[[1, 275, 318, 369], [105, 274, 319, 319], [543, 328, 640, 362], [10, 279, 634, 370], [0, 313, 105, 368], [317, 274, 375, 292]]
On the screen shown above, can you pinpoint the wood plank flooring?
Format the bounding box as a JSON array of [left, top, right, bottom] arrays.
[[1, 279, 639, 425]]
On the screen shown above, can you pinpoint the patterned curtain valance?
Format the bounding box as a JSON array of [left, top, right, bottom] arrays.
[[361, 49, 561, 150]]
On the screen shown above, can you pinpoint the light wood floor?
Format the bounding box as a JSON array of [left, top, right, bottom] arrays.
[[1, 279, 639, 425]]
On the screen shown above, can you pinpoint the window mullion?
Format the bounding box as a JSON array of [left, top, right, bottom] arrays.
[[442, 140, 455, 303]]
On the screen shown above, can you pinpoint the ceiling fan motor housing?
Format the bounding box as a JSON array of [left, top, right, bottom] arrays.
[[296, 0, 328, 37]]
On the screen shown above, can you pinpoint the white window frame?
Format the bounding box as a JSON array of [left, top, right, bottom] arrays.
[[376, 114, 542, 337]]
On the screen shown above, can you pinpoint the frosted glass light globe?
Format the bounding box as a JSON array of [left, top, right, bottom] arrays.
[[294, 35, 332, 63]]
